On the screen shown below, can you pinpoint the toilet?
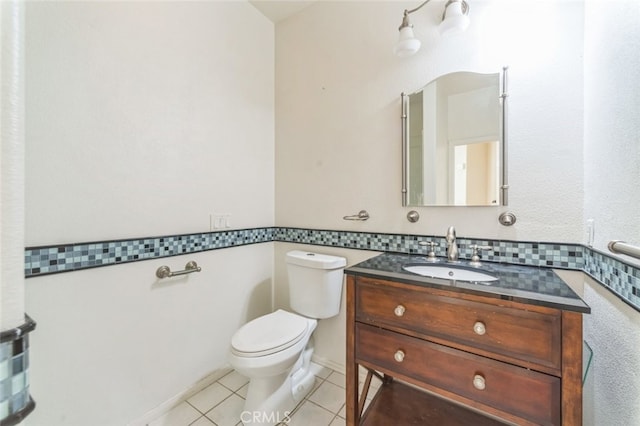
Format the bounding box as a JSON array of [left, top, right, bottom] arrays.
[[228, 250, 347, 425]]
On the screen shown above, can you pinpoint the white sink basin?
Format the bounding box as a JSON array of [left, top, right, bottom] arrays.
[[402, 264, 498, 283]]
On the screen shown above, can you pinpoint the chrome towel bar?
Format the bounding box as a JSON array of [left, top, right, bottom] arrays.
[[156, 261, 201, 279], [343, 210, 370, 221], [608, 241, 640, 261]]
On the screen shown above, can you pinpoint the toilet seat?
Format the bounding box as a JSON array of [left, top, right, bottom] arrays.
[[231, 310, 309, 358]]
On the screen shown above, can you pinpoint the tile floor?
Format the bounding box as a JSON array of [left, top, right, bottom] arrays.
[[147, 363, 379, 426]]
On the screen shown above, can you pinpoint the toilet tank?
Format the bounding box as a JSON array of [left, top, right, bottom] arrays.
[[286, 250, 347, 319]]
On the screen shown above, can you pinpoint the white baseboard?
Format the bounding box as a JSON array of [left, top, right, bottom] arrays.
[[311, 354, 345, 376], [127, 366, 233, 426]]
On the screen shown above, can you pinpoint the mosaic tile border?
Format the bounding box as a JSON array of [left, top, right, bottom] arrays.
[[274, 228, 586, 270], [25, 228, 275, 276], [584, 247, 640, 311], [0, 316, 36, 426], [24, 227, 640, 312]]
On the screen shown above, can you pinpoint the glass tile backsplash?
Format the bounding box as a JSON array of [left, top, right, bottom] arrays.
[[0, 316, 36, 425], [24, 227, 640, 312]]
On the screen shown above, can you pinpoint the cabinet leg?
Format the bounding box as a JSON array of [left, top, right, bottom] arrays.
[[358, 370, 373, 418], [562, 311, 583, 425], [346, 276, 358, 425]]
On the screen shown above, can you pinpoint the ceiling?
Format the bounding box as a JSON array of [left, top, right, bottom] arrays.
[[249, 1, 316, 23]]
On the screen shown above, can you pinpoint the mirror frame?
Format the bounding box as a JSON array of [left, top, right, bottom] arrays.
[[401, 67, 509, 207]]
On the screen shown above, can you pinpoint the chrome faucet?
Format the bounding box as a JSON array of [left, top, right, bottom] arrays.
[[445, 226, 459, 262]]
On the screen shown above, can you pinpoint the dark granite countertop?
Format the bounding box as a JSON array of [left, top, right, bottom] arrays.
[[345, 252, 590, 314]]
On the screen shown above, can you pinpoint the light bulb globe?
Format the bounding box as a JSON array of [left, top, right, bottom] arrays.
[[394, 26, 421, 57]]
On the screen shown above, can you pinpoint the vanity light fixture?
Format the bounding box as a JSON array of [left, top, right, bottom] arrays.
[[394, 0, 470, 57]]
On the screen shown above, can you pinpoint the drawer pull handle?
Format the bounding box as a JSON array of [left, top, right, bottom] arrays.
[[394, 350, 405, 363], [473, 321, 486, 335], [473, 374, 486, 390], [394, 305, 406, 317]]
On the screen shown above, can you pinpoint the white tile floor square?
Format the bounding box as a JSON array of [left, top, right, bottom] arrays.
[[147, 363, 364, 426]]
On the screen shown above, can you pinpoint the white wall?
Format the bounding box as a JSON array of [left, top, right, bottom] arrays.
[[19, 0, 640, 424], [582, 0, 640, 424], [26, 245, 273, 426], [273, 243, 379, 371], [24, 2, 274, 425], [582, 275, 640, 425], [1, 0, 25, 330], [274, 2, 639, 425], [583, 0, 640, 265], [274, 0, 584, 368], [25, 1, 275, 244], [275, 0, 584, 242]]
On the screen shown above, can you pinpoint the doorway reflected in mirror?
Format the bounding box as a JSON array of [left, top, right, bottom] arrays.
[[402, 69, 507, 207]]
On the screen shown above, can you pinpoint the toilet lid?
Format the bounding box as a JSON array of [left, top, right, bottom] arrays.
[[231, 310, 309, 357]]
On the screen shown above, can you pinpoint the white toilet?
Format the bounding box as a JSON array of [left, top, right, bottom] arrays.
[[229, 250, 347, 425]]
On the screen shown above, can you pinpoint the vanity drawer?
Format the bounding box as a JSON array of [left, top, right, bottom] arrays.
[[355, 278, 562, 372], [356, 323, 561, 426]]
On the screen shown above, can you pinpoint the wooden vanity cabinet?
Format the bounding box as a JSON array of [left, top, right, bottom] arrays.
[[346, 275, 584, 426]]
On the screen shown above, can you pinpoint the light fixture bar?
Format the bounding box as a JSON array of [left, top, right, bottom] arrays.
[[406, 0, 434, 17]]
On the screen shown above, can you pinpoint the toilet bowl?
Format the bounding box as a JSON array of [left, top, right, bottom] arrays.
[[230, 309, 317, 379], [228, 250, 347, 426], [229, 310, 317, 424]]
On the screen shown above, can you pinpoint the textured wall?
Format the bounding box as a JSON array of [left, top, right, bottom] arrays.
[[273, 0, 584, 372], [582, 275, 640, 425], [24, 2, 275, 424], [26, 244, 273, 426], [274, 2, 639, 424], [273, 243, 379, 369], [275, 0, 584, 242], [17, 0, 640, 424], [1, 0, 25, 331], [582, 0, 640, 424], [583, 0, 640, 265], [25, 1, 275, 245]]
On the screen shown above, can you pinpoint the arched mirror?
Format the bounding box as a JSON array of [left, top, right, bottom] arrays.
[[402, 68, 508, 207]]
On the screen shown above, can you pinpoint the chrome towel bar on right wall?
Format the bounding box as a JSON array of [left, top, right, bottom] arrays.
[[608, 240, 640, 261]]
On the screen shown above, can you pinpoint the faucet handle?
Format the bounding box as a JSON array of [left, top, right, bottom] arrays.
[[469, 244, 492, 265], [418, 241, 439, 261]]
